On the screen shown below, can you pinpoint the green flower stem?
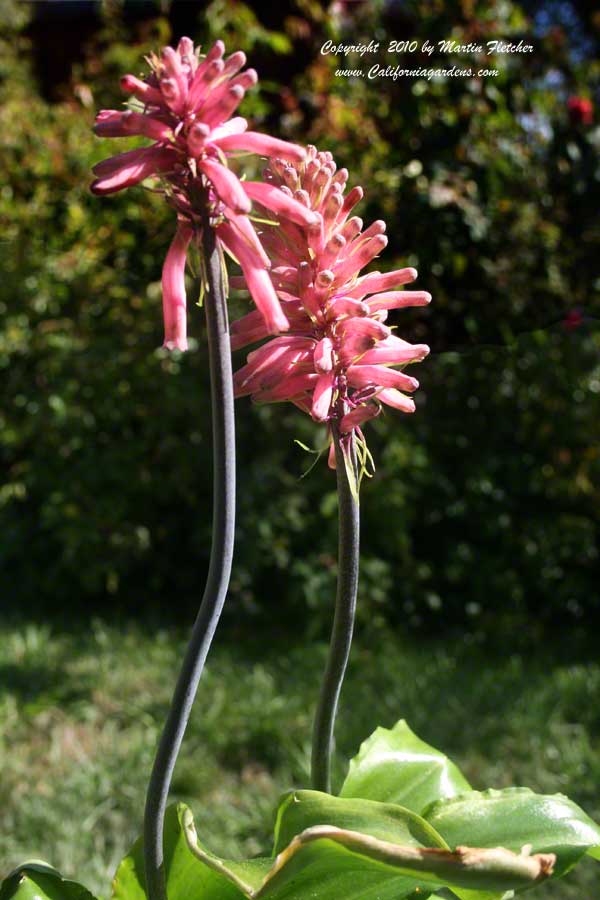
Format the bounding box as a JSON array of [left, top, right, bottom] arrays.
[[311, 426, 360, 793], [143, 190, 236, 900]]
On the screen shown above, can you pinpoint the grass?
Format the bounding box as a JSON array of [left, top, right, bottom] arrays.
[[1, 617, 599, 898]]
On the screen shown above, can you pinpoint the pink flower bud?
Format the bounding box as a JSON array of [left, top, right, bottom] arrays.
[[338, 316, 390, 342], [188, 58, 225, 109], [340, 402, 379, 434], [311, 372, 335, 421], [187, 123, 211, 156], [230, 310, 270, 350], [367, 290, 431, 312], [218, 222, 289, 334], [340, 217, 363, 241], [338, 185, 363, 224], [198, 157, 252, 214], [358, 336, 430, 366], [347, 364, 419, 392], [243, 182, 321, 227], [326, 296, 369, 318], [378, 389, 416, 413], [256, 372, 319, 402], [94, 110, 172, 142], [314, 337, 334, 373], [213, 132, 306, 163], [161, 46, 189, 111], [345, 268, 418, 299], [221, 51, 247, 79], [120, 74, 163, 106], [91, 145, 175, 194], [208, 117, 248, 141]]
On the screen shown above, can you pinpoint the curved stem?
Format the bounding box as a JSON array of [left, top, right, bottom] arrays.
[[143, 203, 235, 900], [311, 426, 360, 793]]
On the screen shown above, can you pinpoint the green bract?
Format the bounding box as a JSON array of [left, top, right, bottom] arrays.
[[3, 721, 599, 900]]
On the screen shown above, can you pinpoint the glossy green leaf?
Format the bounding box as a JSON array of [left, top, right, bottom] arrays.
[[273, 789, 450, 854], [341, 719, 471, 812], [182, 802, 434, 900], [251, 829, 554, 896], [271, 789, 447, 898], [111, 804, 265, 900], [0, 863, 96, 900], [445, 890, 511, 900], [109, 799, 557, 900], [183, 799, 554, 898], [425, 787, 600, 878]]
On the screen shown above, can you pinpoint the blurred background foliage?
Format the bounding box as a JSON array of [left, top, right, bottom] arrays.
[[1, 1, 600, 897], [0, 0, 599, 643]]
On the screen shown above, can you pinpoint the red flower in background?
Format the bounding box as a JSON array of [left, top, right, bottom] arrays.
[[562, 308, 584, 331], [567, 96, 593, 126]]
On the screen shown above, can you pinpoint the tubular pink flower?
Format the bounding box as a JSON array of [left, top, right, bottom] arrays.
[[234, 336, 312, 395], [227, 212, 271, 268], [120, 74, 164, 105], [94, 110, 173, 141], [218, 223, 289, 334], [357, 335, 430, 366], [90, 146, 175, 195], [377, 389, 416, 413], [257, 372, 319, 402], [367, 290, 432, 312], [340, 403, 380, 433], [162, 224, 193, 351], [347, 365, 419, 392], [230, 145, 430, 462], [344, 268, 419, 299], [214, 132, 306, 162], [197, 158, 252, 214], [312, 372, 336, 422], [314, 337, 334, 373], [242, 183, 321, 228], [92, 37, 311, 345], [209, 117, 248, 140], [230, 309, 270, 350]]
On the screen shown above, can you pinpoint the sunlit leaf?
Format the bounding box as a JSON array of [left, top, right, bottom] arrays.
[[272, 789, 448, 854], [0, 863, 96, 900], [184, 798, 553, 898], [111, 804, 256, 900], [425, 787, 600, 877], [340, 719, 471, 812]]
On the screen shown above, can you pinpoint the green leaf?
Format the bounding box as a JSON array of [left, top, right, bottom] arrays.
[[187, 795, 554, 898], [272, 789, 450, 854], [425, 787, 600, 878], [0, 863, 96, 900], [271, 789, 448, 898], [340, 720, 471, 812], [251, 829, 554, 897], [112, 804, 258, 900], [428, 893, 513, 900], [444, 890, 512, 900], [110, 800, 556, 900]]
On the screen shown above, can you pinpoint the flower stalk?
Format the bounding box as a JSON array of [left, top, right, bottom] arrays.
[[311, 423, 360, 793], [143, 186, 236, 900]]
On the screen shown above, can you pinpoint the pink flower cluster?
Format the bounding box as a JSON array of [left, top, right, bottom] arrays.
[[91, 37, 317, 349], [231, 146, 430, 460]]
